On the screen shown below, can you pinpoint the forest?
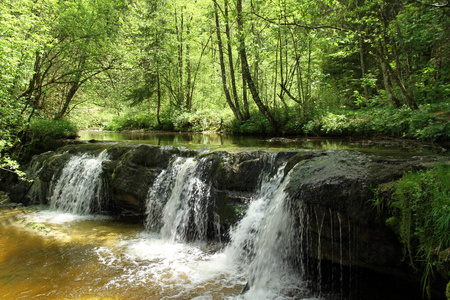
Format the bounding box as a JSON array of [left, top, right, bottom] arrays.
[[1, 0, 449, 172]]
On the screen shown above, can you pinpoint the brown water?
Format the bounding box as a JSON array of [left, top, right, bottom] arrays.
[[0, 208, 424, 300], [0, 210, 246, 300]]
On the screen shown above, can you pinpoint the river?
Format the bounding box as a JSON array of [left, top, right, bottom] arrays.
[[0, 131, 437, 299]]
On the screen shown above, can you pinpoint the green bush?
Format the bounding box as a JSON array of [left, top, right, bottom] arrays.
[[303, 106, 450, 141], [446, 281, 450, 299], [16, 119, 78, 161], [104, 113, 158, 131], [29, 119, 78, 142], [374, 162, 450, 295], [172, 108, 233, 132], [228, 112, 274, 135]]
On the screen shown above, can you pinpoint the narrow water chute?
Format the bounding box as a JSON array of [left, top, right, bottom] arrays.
[[223, 156, 308, 299], [145, 156, 217, 241], [49, 150, 110, 215]]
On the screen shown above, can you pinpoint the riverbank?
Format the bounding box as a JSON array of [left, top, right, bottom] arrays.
[[98, 105, 450, 143]]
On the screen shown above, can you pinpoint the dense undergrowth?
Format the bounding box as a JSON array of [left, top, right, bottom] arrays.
[[303, 103, 450, 141], [14, 119, 78, 162], [100, 102, 450, 142], [373, 162, 450, 299]]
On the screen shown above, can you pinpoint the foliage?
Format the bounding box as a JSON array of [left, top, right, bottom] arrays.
[[104, 113, 159, 131], [172, 109, 233, 132], [17, 119, 78, 160], [1, 0, 449, 178], [229, 112, 274, 135], [373, 162, 450, 296], [0, 0, 53, 177], [103, 108, 234, 132], [303, 105, 450, 141], [28, 119, 78, 142], [447, 281, 450, 300]]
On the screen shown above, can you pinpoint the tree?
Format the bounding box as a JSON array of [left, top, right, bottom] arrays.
[[17, 0, 127, 120], [0, 0, 53, 176], [236, 0, 278, 130], [213, 0, 244, 121]]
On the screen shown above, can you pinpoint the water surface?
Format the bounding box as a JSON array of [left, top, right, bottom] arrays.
[[0, 210, 246, 300], [78, 130, 444, 156]]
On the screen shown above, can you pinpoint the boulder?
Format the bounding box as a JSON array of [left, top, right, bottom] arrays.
[[285, 151, 437, 277]]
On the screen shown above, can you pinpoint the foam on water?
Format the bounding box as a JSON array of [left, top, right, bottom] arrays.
[[94, 233, 246, 299], [28, 210, 110, 224]]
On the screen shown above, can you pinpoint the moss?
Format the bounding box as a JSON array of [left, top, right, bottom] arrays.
[[373, 161, 450, 296], [385, 216, 400, 229], [446, 281, 450, 299], [25, 222, 51, 233], [233, 204, 245, 217]]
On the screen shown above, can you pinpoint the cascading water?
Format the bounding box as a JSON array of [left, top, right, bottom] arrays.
[[7, 145, 428, 299], [145, 156, 216, 241], [142, 153, 313, 298], [49, 150, 109, 215], [223, 155, 311, 299]]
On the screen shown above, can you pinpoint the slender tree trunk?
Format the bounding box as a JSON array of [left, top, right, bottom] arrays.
[[213, 0, 243, 121], [157, 71, 162, 126], [278, 28, 285, 102], [175, 8, 184, 107], [377, 39, 400, 107], [224, 0, 241, 114], [356, 0, 369, 100], [54, 81, 80, 120], [306, 36, 312, 104], [395, 21, 417, 109], [242, 73, 250, 120], [273, 32, 279, 106], [185, 23, 192, 111], [236, 0, 277, 130], [378, 8, 416, 108]]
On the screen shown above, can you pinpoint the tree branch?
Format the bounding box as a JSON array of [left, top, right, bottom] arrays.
[[251, 10, 353, 32]]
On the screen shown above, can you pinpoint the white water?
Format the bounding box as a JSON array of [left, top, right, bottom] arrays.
[[143, 154, 313, 299], [146, 156, 216, 241], [49, 150, 109, 214], [223, 158, 310, 299], [30, 152, 316, 299]]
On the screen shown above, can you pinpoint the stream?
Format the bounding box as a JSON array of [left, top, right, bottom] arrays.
[[0, 132, 440, 299]]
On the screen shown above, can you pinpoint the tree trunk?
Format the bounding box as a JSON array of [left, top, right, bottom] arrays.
[[377, 39, 400, 108], [236, 0, 277, 130], [224, 0, 241, 115], [242, 73, 250, 120], [395, 21, 417, 109], [157, 72, 162, 126], [175, 8, 184, 107], [185, 26, 192, 111], [213, 0, 243, 121], [54, 81, 80, 120], [356, 0, 369, 101]]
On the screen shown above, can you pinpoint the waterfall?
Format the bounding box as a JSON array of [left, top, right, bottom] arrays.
[[144, 152, 312, 297], [145, 156, 216, 241], [224, 155, 309, 299], [49, 150, 109, 215]]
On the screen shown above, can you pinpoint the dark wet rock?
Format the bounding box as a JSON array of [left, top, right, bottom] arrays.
[[211, 150, 266, 191], [285, 151, 438, 277]]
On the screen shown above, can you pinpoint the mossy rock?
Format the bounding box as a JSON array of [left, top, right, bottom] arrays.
[[446, 281, 450, 300], [25, 222, 51, 233]]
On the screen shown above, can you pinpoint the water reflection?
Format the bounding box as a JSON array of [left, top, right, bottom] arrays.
[[78, 131, 443, 155]]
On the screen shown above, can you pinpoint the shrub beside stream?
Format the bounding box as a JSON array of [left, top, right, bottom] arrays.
[[373, 162, 450, 299]]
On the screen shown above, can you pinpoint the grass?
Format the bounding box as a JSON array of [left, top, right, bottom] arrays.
[[302, 105, 450, 142], [373, 162, 450, 298]]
